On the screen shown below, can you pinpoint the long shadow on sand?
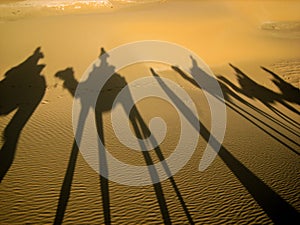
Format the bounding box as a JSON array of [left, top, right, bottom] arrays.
[[53, 48, 112, 225], [0, 47, 46, 183], [225, 63, 299, 128], [157, 59, 300, 224], [54, 48, 194, 225], [172, 58, 299, 156], [260, 66, 300, 105]]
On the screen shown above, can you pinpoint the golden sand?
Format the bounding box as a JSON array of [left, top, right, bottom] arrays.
[[0, 1, 299, 224]]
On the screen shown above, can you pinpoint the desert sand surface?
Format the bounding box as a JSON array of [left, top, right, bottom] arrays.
[[0, 0, 299, 224]]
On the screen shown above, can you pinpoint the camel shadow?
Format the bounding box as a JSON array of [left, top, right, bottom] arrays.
[[0, 47, 46, 183], [172, 59, 299, 155], [260, 66, 300, 105], [150, 67, 300, 224], [54, 48, 194, 224], [226, 63, 299, 127]]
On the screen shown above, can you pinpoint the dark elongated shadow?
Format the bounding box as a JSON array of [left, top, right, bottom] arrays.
[[54, 140, 79, 225], [53, 67, 93, 224], [129, 108, 172, 224], [77, 49, 118, 225], [172, 65, 299, 155], [150, 68, 300, 224], [0, 47, 46, 183], [95, 65, 186, 224], [54, 69, 168, 224], [53, 68, 78, 225], [54, 49, 112, 224], [218, 77, 300, 155], [260, 66, 299, 105], [228, 63, 299, 128], [174, 60, 300, 135], [127, 90, 194, 224], [54, 48, 194, 224], [172, 64, 298, 134], [218, 76, 300, 138]]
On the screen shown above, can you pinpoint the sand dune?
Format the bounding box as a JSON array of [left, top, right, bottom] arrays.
[[0, 0, 299, 224]]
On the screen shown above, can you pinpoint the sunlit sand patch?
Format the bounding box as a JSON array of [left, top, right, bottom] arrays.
[[261, 21, 300, 38], [0, 0, 167, 21]]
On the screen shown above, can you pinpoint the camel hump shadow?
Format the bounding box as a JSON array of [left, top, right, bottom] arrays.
[[55, 51, 128, 113], [0, 47, 46, 116], [0, 47, 46, 183]]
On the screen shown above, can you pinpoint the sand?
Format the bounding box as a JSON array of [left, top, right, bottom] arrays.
[[0, 0, 299, 224]]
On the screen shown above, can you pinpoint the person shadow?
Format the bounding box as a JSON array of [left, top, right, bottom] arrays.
[[0, 47, 46, 183], [226, 64, 299, 128], [172, 58, 299, 155], [150, 66, 300, 224], [260, 66, 300, 105], [53, 47, 114, 224], [54, 48, 194, 224]]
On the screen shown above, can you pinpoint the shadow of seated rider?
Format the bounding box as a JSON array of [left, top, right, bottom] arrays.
[[261, 66, 300, 105], [0, 47, 45, 116], [228, 63, 299, 115], [55, 48, 128, 113], [0, 47, 46, 182]]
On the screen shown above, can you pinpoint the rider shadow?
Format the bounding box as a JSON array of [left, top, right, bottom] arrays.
[[54, 48, 194, 224], [172, 58, 299, 155], [0, 47, 46, 183], [53, 48, 113, 224], [227, 63, 299, 128], [153, 61, 300, 224], [260, 66, 300, 105]]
